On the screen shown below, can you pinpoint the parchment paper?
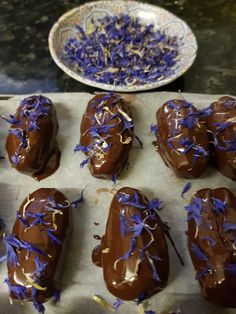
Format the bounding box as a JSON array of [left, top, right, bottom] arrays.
[[0, 92, 235, 314]]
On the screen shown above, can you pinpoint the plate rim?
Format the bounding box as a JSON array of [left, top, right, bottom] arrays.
[[48, 0, 198, 92]]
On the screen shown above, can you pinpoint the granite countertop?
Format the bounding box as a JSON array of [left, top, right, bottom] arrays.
[[0, 0, 235, 95]]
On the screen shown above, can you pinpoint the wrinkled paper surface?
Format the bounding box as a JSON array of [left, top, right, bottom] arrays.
[[0, 92, 235, 314]]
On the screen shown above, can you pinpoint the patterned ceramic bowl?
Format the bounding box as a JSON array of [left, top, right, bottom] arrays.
[[48, 0, 198, 92]]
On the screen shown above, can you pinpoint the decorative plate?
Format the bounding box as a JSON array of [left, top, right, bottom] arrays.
[[48, 1, 198, 92]]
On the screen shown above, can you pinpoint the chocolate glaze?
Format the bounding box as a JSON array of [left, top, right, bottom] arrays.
[[79, 93, 133, 179], [206, 96, 236, 180], [92, 187, 169, 301], [5, 95, 61, 181], [6, 188, 71, 306], [154, 99, 210, 178], [187, 187, 236, 307]]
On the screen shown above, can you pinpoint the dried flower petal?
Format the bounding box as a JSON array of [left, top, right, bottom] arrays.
[[179, 112, 198, 129], [53, 288, 61, 304], [167, 100, 179, 111], [200, 236, 216, 247], [225, 263, 236, 275], [181, 182, 192, 198], [184, 197, 203, 226], [117, 191, 146, 209], [211, 197, 227, 214], [10, 152, 21, 165], [191, 243, 208, 262], [32, 299, 45, 314], [150, 124, 158, 134], [112, 298, 125, 309], [71, 190, 84, 209], [47, 229, 61, 245], [33, 256, 47, 276], [195, 266, 212, 279], [5, 278, 28, 299], [199, 106, 213, 117], [112, 175, 117, 185], [223, 222, 236, 232], [63, 14, 180, 86], [1, 114, 20, 125]]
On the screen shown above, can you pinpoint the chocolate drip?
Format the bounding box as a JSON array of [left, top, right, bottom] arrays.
[[187, 187, 236, 307], [154, 99, 209, 178], [5, 95, 61, 181], [92, 187, 169, 301], [206, 96, 236, 180], [79, 93, 134, 179], [5, 188, 71, 308]]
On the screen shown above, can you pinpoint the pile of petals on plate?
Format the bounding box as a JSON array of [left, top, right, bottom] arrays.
[[63, 14, 180, 86]]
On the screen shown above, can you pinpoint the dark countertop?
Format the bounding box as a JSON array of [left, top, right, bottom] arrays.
[[0, 0, 235, 95]]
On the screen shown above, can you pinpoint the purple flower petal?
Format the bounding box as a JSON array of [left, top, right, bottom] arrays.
[[150, 123, 158, 134], [199, 106, 213, 117], [120, 237, 136, 260], [167, 100, 179, 111], [148, 198, 162, 211], [195, 266, 211, 279], [200, 236, 216, 247], [5, 279, 28, 299], [112, 175, 117, 185], [223, 222, 236, 232], [47, 229, 61, 245], [1, 114, 20, 125], [184, 197, 203, 226], [119, 213, 128, 237], [53, 288, 61, 304], [117, 192, 146, 209], [10, 152, 21, 165], [63, 14, 179, 86], [33, 256, 47, 276], [0, 254, 7, 262], [181, 182, 192, 198], [191, 243, 208, 262], [211, 197, 227, 214], [71, 190, 84, 209], [32, 300, 45, 314], [112, 299, 125, 309], [225, 263, 236, 275]]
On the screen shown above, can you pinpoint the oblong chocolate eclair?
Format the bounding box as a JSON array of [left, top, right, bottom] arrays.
[[4, 188, 71, 312], [153, 99, 210, 178], [76, 93, 133, 180], [92, 187, 169, 301], [206, 96, 236, 180], [186, 187, 236, 307], [4, 95, 61, 181]]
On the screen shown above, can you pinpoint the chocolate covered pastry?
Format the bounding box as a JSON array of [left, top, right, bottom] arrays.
[[186, 187, 236, 307], [76, 93, 133, 180], [153, 99, 210, 178], [4, 188, 71, 312], [92, 187, 169, 301], [206, 96, 236, 180], [4, 95, 60, 181]]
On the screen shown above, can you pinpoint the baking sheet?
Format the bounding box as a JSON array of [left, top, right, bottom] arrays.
[[0, 92, 235, 314]]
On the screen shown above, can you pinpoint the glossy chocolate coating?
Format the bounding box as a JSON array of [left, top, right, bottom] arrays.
[[7, 188, 71, 304], [80, 94, 133, 179], [6, 95, 60, 181], [187, 187, 236, 307], [92, 187, 169, 301], [206, 96, 236, 180], [154, 99, 209, 178]]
